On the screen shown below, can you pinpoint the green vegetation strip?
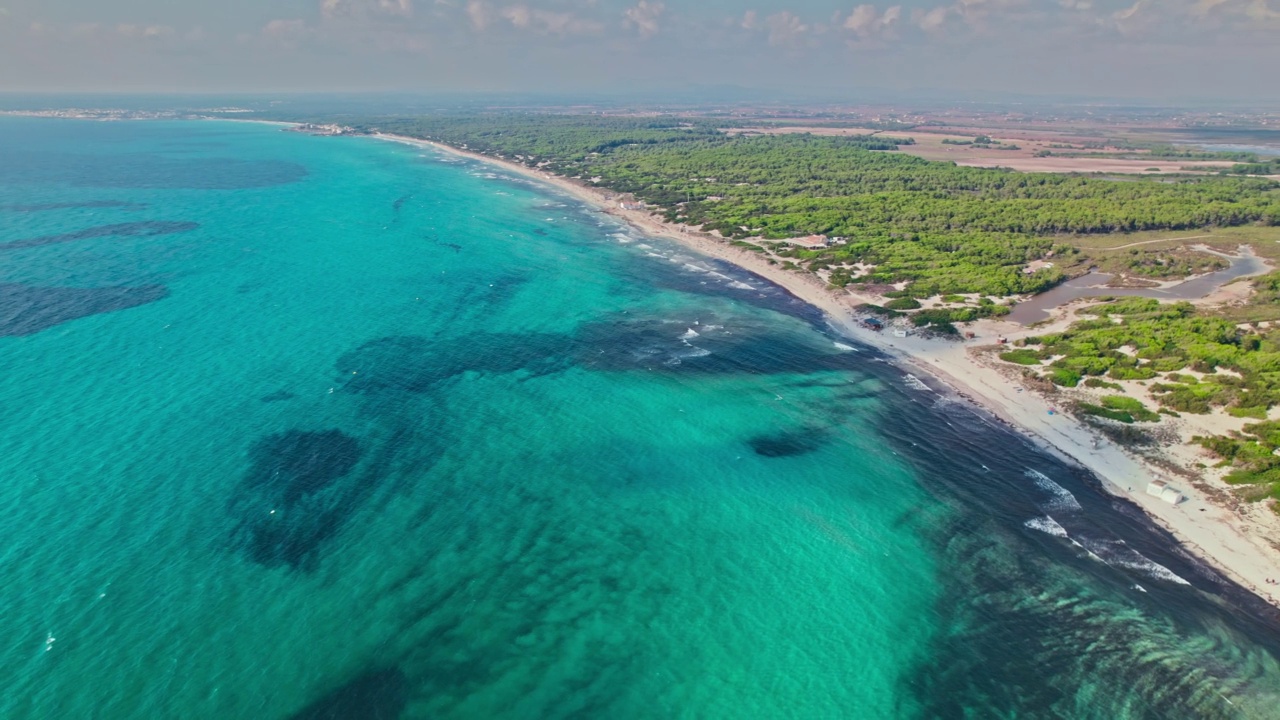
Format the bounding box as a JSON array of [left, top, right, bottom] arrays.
[[999, 349, 1042, 365]]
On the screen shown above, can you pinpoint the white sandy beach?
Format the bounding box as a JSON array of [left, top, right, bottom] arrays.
[[373, 131, 1280, 608]]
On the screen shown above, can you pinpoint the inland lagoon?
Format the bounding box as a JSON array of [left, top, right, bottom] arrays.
[[2, 118, 1279, 718]]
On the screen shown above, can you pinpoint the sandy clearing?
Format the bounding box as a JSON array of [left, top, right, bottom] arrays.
[[947, 156, 1234, 174], [725, 124, 1237, 174], [1101, 235, 1217, 251]]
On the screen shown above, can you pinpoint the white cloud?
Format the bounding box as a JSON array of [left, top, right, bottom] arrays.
[[764, 11, 808, 46], [263, 19, 308, 37], [623, 1, 664, 39], [1192, 0, 1238, 14], [502, 4, 532, 27], [259, 19, 311, 48], [1245, 0, 1280, 20], [26, 21, 180, 41], [740, 10, 758, 30], [843, 4, 902, 38], [462, 1, 602, 34], [1113, 0, 1144, 22], [914, 5, 950, 32], [466, 0, 492, 30], [115, 23, 175, 39], [501, 5, 602, 34], [321, 0, 414, 21], [1192, 0, 1280, 20]]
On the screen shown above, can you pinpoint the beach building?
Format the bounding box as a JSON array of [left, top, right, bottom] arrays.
[[862, 318, 885, 331], [619, 202, 646, 211], [1146, 481, 1185, 504]]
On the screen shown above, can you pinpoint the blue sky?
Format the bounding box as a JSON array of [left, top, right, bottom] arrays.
[[2, 0, 1278, 99]]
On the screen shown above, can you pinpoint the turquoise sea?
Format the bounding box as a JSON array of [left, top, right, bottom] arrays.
[[2, 117, 1279, 719]]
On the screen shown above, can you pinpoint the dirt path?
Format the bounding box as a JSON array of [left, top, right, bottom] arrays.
[[1096, 235, 1215, 251]]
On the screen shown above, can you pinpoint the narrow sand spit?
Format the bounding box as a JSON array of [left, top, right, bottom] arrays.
[[374, 131, 1280, 608]]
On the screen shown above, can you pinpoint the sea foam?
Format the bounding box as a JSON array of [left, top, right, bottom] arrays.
[[903, 374, 930, 392], [1024, 515, 1069, 538], [1079, 538, 1192, 586], [1025, 469, 1082, 512]]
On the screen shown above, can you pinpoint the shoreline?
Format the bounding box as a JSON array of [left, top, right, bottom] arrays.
[[373, 129, 1280, 608]]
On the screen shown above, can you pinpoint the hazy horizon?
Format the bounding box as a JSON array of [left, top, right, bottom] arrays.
[[2, 0, 1278, 102]]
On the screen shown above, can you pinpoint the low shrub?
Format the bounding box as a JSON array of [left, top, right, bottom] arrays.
[[1109, 365, 1157, 381], [1100, 395, 1160, 422], [857, 304, 903, 318], [1000, 349, 1042, 366], [1085, 417, 1157, 447], [1078, 402, 1135, 423], [884, 297, 923, 311], [1229, 405, 1269, 420], [1050, 368, 1082, 387]]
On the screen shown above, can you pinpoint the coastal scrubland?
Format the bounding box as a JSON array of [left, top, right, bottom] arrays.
[[1006, 277, 1280, 508]]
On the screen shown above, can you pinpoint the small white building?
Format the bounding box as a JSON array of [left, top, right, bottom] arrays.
[[1146, 480, 1184, 504]]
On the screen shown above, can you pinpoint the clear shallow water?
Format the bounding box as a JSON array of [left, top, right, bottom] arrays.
[[2, 118, 1279, 719]]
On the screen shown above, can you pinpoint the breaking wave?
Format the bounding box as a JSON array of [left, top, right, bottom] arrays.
[[1079, 537, 1192, 586], [903, 374, 930, 392], [1024, 515, 1070, 538], [1025, 469, 1083, 512]]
